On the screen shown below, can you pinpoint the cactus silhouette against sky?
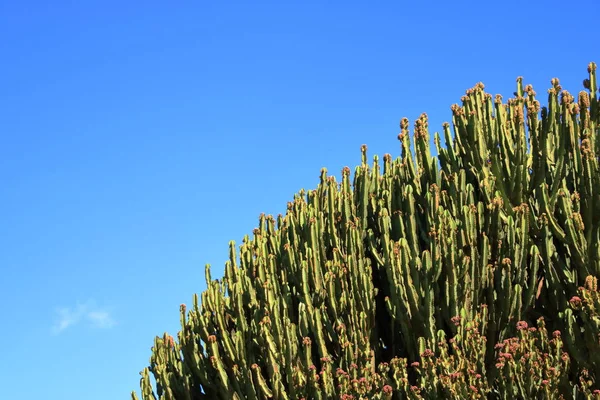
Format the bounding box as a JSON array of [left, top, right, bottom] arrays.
[[134, 63, 600, 399]]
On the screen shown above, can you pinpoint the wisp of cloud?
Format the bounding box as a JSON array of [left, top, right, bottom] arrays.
[[52, 300, 115, 334]]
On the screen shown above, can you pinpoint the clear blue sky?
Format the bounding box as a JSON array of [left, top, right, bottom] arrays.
[[1, 1, 598, 398]]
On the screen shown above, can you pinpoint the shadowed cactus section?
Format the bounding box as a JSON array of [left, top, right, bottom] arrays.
[[133, 63, 600, 399]]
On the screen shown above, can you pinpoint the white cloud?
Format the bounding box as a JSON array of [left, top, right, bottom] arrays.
[[87, 310, 116, 329], [52, 300, 116, 334]]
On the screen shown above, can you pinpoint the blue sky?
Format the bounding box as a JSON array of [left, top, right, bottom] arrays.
[[1, 1, 598, 398]]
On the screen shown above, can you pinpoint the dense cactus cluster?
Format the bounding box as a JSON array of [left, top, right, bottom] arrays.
[[133, 63, 600, 399]]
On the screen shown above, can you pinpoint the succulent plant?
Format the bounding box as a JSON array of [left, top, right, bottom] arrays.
[[133, 62, 600, 399]]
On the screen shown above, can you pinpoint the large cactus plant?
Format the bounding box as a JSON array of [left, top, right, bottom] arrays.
[[133, 63, 600, 399]]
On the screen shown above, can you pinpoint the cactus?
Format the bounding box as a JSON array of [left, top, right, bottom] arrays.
[[133, 63, 600, 399]]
